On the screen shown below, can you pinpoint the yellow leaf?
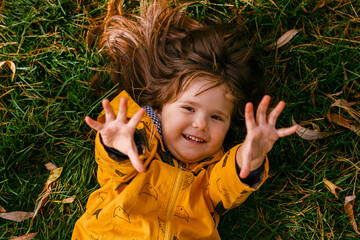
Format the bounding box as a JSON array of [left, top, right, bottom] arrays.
[[323, 178, 343, 199], [344, 195, 360, 235], [46, 167, 63, 187], [0, 60, 16, 81]]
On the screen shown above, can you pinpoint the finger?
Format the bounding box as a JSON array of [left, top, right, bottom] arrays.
[[268, 101, 285, 126], [239, 144, 252, 179], [117, 97, 128, 122], [256, 95, 271, 124], [244, 102, 256, 130], [128, 108, 146, 129], [239, 155, 251, 179], [277, 125, 299, 138], [128, 145, 145, 172], [103, 99, 116, 122], [85, 116, 104, 132]]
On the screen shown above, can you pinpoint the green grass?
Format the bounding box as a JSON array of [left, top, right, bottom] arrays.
[[1, 0, 359, 239]]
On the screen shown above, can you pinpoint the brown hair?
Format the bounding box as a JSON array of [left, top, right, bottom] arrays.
[[87, 0, 266, 147]]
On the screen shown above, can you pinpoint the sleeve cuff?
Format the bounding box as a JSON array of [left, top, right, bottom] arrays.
[[239, 161, 265, 189], [99, 131, 144, 161]]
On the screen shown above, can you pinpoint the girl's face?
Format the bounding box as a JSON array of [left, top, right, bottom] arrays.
[[157, 79, 233, 163]]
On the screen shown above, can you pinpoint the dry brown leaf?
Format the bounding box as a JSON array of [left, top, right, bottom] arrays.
[[0, 205, 6, 213], [0, 211, 33, 222], [62, 196, 76, 203], [9, 232, 38, 240], [44, 162, 57, 170], [292, 117, 332, 140], [28, 166, 63, 230], [0, 61, 16, 81], [323, 178, 343, 199], [266, 29, 299, 49], [331, 99, 359, 121], [345, 195, 356, 205], [53, 196, 76, 204], [32, 190, 50, 219], [301, 0, 326, 13], [326, 91, 343, 100], [344, 195, 360, 235], [327, 113, 360, 136]]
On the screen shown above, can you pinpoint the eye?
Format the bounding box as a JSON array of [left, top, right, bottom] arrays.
[[211, 115, 223, 121], [183, 106, 194, 112]]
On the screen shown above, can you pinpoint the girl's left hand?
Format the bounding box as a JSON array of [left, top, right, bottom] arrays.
[[237, 95, 298, 179]]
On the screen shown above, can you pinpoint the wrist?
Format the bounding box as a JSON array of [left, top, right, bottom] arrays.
[[236, 144, 265, 172]]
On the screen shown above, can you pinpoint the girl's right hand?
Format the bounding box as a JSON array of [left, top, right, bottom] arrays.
[[85, 97, 146, 172]]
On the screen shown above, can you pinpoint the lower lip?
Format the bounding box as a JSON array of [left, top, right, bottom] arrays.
[[182, 135, 205, 144]]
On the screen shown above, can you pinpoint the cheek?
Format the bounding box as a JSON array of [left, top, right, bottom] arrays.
[[211, 124, 230, 144]]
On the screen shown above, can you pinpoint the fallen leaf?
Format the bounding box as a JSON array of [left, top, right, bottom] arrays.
[[344, 195, 360, 235], [9, 232, 38, 240], [44, 162, 57, 170], [326, 91, 343, 100], [323, 178, 343, 199], [266, 29, 299, 49], [327, 113, 360, 136], [330, 99, 359, 121], [46, 167, 63, 187], [301, 0, 326, 13], [0, 205, 6, 213], [292, 117, 332, 140], [28, 166, 63, 231], [32, 190, 50, 219], [0, 61, 16, 81], [0, 211, 33, 222], [345, 195, 356, 205], [62, 196, 76, 203], [53, 196, 76, 204]]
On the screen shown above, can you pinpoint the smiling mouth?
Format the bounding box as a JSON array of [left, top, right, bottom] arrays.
[[183, 134, 205, 143]]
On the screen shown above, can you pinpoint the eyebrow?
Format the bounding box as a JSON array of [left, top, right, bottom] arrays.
[[181, 100, 230, 119]]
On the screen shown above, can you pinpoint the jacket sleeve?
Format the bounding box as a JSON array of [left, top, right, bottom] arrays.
[[208, 144, 269, 216], [94, 91, 160, 187]]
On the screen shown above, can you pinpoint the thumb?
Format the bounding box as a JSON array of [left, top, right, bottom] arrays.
[[127, 143, 145, 172], [239, 146, 252, 179]]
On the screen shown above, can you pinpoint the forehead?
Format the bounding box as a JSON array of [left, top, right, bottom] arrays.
[[177, 79, 234, 113]]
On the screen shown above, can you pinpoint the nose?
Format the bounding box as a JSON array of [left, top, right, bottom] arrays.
[[192, 115, 208, 131]]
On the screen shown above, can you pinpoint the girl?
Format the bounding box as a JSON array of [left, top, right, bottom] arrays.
[[72, 0, 298, 239]]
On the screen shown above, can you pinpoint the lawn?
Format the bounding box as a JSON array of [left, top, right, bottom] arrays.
[[1, 0, 359, 239]]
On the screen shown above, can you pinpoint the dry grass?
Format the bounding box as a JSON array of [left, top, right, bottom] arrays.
[[1, 0, 359, 239]]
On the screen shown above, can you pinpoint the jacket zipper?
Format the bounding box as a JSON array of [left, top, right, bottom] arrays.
[[164, 167, 184, 240]]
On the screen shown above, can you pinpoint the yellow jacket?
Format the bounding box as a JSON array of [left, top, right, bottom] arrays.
[[72, 91, 269, 240]]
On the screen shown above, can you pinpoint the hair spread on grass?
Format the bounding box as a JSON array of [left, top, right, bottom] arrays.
[[87, 0, 267, 146]]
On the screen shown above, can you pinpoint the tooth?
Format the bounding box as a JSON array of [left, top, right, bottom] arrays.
[[186, 135, 203, 142]]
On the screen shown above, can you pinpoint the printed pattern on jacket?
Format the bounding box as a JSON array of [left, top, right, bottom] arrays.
[[72, 91, 269, 240]]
